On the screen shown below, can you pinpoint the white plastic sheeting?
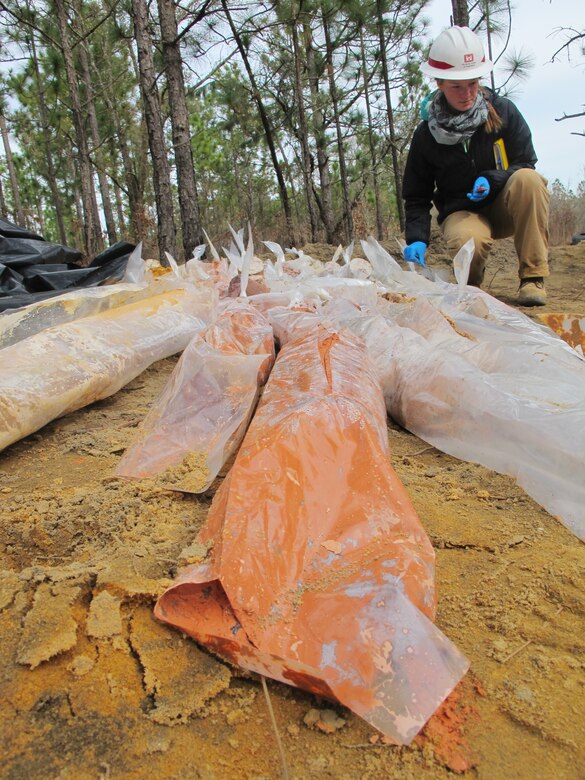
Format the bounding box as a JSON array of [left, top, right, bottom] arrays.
[[0, 288, 214, 452], [115, 299, 275, 491], [254, 238, 585, 539]]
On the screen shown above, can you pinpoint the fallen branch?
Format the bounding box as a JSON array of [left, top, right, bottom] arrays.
[[501, 639, 532, 664]]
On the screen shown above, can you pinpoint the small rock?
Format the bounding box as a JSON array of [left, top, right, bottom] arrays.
[[86, 590, 123, 638], [226, 708, 249, 726], [68, 655, 95, 677], [178, 542, 209, 566], [303, 708, 346, 734], [516, 685, 534, 703], [145, 735, 171, 754], [308, 757, 329, 772]]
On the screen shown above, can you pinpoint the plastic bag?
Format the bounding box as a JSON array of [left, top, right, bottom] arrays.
[[0, 282, 146, 349], [327, 295, 585, 539], [251, 238, 585, 536], [0, 228, 136, 312], [155, 322, 468, 743], [0, 244, 198, 350], [116, 300, 275, 491], [0, 288, 214, 452]]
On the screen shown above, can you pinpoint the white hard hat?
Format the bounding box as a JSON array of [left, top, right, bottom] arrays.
[[421, 26, 493, 80]]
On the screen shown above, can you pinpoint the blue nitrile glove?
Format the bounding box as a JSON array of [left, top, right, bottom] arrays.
[[467, 176, 490, 202], [403, 241, 427, 267]]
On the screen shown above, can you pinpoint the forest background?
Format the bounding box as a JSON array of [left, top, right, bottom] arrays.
[[0, 0, 583, 264]]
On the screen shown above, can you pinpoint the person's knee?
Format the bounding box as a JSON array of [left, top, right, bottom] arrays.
[[507, 168, 549, 199], [444, 230, 492, 258]]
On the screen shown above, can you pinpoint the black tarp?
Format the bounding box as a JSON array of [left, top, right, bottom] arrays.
[[0, 218, 136, 312]]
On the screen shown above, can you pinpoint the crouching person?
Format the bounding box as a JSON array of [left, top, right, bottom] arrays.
[[402, 25, 550, 306]]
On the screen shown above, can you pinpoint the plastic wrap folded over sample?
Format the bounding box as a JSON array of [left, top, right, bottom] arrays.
[[0, 282, 146, 349], [116, 299, 275, 492], [0, 288, 214, 452], [322, 291, 585, 540], [155, 323, 468, 744]]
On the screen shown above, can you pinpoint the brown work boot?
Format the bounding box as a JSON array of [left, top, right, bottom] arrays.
[[518, 277, 547, 306]]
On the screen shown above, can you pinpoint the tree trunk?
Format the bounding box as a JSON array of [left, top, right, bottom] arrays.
[[230, 144, 245, 222], [291, 11, 318, 242], [114, 179, 126, 237], [0, 113, 25, 227], [303, 21, 336, 244], [451, 0, 469, 26], [360, 27, 384, 240], [108, 138, 127, 236], [275, 134, 301, 225], [158, 0, 203, 260], [113, 116, 144, 242], [77, 40, 118, 246], [29, 34, 67, 245], [222, 0, 295, 245], [95, 44, 146, 243], [67, 155, 85, 250], [322, 10, 353, 242], [131, 0, 177, 262], [376, 0, 405, 231], [35, 191, 44, 231], [0, 170, 6, 218], [54, 0, 103, 257]]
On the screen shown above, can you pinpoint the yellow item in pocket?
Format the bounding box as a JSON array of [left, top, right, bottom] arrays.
[[494, 138, 509, 170]]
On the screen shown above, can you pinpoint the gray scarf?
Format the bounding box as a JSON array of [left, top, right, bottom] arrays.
[[427, 91, 489, 146]]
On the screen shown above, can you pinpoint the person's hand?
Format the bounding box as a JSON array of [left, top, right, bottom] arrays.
[[467, 176, 490, 202], [403, 241, 427, 267]]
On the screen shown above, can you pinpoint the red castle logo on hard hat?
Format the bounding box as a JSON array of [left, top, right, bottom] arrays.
[[464, 53, 474, 63]]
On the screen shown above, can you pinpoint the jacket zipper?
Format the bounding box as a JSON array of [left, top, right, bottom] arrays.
[[463, 139, 476, 174]]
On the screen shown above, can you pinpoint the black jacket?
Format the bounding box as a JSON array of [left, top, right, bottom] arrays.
[[402, 91, 538, 245]]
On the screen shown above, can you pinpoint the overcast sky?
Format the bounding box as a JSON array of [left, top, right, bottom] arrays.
[[426, 0, 585, 189]]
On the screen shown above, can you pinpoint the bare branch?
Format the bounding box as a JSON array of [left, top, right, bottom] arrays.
[[189, 47, 238, 91], [555, 109, 585, 122], [550, 29, 585, 63]]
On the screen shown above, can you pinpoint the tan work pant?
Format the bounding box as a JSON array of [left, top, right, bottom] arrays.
[[441, 168, 550, 286]]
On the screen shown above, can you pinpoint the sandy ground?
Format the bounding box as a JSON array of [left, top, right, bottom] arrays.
[[1, 238, 584, 779]]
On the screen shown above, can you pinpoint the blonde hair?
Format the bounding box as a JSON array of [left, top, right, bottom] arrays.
[[435, 80, 503, 133], [481, 88, 503, 133]]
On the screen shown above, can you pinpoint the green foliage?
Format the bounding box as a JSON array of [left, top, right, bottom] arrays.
[[0, 0, 437, 246], [469, 0, 535, 95]]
